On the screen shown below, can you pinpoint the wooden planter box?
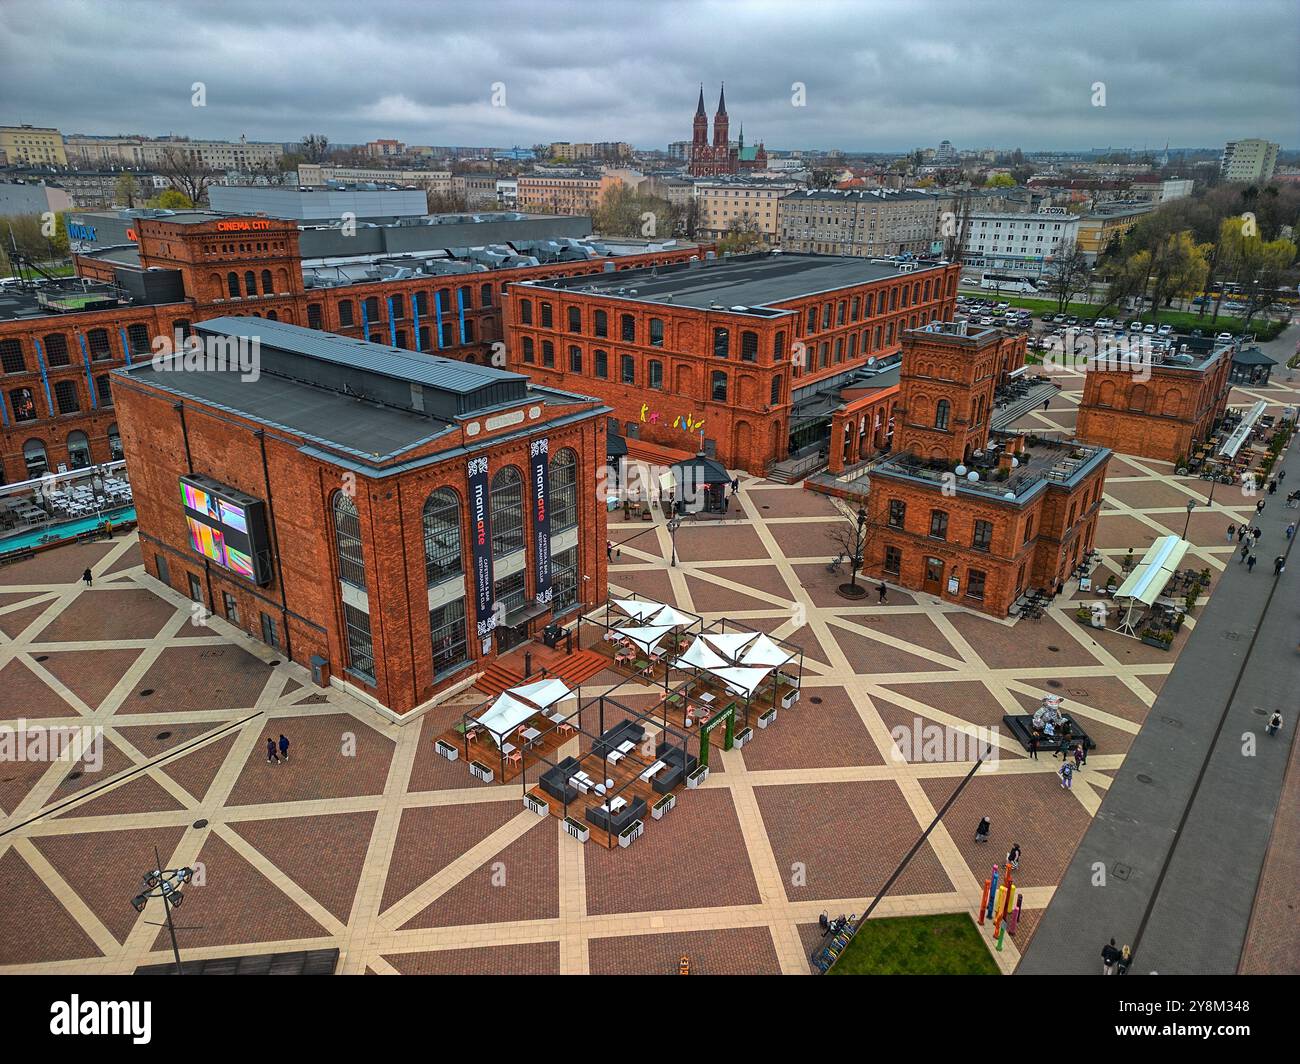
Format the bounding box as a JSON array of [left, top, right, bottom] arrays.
[[434, 739, 459, 761], [652, 793, 676, 820], [523, 792, 548, 816], [468, 760, 494, 783], [564, 816, 589, 843], [686, 764, 709, 789], [1140, 636, 1172, 650], [733, 726, 753, 748], [618, 819, 645, 848], [758, 708, 777, 729]]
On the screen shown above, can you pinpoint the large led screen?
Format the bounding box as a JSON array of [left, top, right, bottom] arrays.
[[179, 475, 272, 585]]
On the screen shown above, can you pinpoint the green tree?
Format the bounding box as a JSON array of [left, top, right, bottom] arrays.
[[593, 184, 682, 239], [1146, 231, 1210, 323], [1218, 216, 1297, 328], [145, 188, 194, 210], [718, 215, 764, 255], [113, 173, 140, 208], [984, 173, 1015, 188]]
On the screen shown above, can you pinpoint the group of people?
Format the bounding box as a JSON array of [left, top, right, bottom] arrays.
[[1231, 519, 1287, 575], [1101, 938, 1132, 975], [973, 817, 1021, 871], [266, 734, 291, 764]]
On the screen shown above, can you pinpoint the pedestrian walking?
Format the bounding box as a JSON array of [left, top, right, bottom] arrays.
[[1043, 397, 1051, 411], [1287, 523, 1295, 541], [877, 581, 887, 604], [974, 816, 991, 843], [266, 737, 280, 764], [1281, 470, 1288, 483], [278, 734, 290, 762], [1101, 938, 1120, 975], [1254, 525, 1263, 540], [1058, 762, 1074, 789], [1274, 556, 1286, 576], [1247, 553, 1258, 572], [1239, 542, 1250, 564], [1116, 944, 1132, 975], [1077, 740, 1087, 766], [1227, 523, 1237, 543], [1266, 711, 1283, 737], [1268, 478, 1278, 496], [1006, 844, 1021, 870], [1028, 735, 1039, 760], [1073, 743, 1085, 771], [1256, 498, 1266, 514], [606, 539, 613, 561], [1289, 489, 1300, 509], [81, 567, 92, 586], [1057, 737, 1071, 761], [730, 477, 740, 496]]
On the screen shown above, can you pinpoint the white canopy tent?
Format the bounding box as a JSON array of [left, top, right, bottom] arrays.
[[612, 598, 666, 621], [510, 677, 572, 710], [1112, 534, 1191, 635], [474, 692, 537, 741], [678, 636, 730, 671], [650, 604, 696, 629], [615, 623, 673, 654], [712, 665, 774, 698], [703, 631, 758, 660], [739, 633, 795, 668]]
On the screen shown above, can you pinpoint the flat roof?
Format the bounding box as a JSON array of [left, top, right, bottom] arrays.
[[531, 252, 946, 312]]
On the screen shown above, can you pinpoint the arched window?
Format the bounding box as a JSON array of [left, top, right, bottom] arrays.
[[127, 323, 151, 355], [67, 430, 91, 469], [53, 379, 80, 414], [490, 466, 524, 558], [550, 449, 578, 534], [935, 399, 951, 431], [261, 269, 273, 294], [244, 270, 257, 295], [332, 494, 366, 590], [44, 333, 71, 366], [23, 438, 48, 478], [227, 272, 240, 297], [422, 488, 463, 586]]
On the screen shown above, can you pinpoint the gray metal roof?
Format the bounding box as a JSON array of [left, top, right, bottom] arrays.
[[193, 316, 526, 394]]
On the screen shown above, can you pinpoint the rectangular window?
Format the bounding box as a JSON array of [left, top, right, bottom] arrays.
[[650, 319, 665, 347], [713, 327, 729, 358], [741, 331, 758, 362], [711, 370, 728, 402], [621, 314, 635, 342], [343, 604, 375, 679], [430, 598, 468, 676], [1, 339, 25, 374], [540, 302, 553, 328], [551, 546, 579, 613], [884, 545, 902, 576], [966, 569, 986, 600], [520, 299, 533, 325], [542, 340, 555, 367], [595, 349, 608, 378], [929, 510, 949, 539], [649, 360, 663, 389], [187, 572, 203, 603], [620, 354, 635, 383], [770, 376, 781, 405], [567, 306, 581, 332], [972, 520, 993, 551], [888, 499, 906, 528], [521, 336, 534, 363], [569, 345, 582, 372], [594, 310, 608, 337], [337, 300, 354, 326], [222, 591, 240, 624]]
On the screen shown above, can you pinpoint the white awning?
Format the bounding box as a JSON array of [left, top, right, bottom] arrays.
[[704, 630, 759, 660], [739, 633, 794, 667], [678, 637, 730, 671], [1113, 535, 1190, 606], [612, 598, 665, 620], [711, 665, 773, 697], [615, 624, 672, 653], [509, 676, 571, 709], [474, 692, 536, 738], [650, 604, 695, 629]]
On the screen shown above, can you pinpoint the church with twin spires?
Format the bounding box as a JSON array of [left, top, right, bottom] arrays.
[[687, 83, 767, 176]]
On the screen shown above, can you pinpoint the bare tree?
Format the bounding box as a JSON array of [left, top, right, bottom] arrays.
[[1042, 241, 1092, 314], [154, 147, 218, 205], [299, 133, 329, 163], [824, 496, 875, 593]]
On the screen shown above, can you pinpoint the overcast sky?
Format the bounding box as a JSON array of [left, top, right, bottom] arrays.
[[2, 0, 1295, 153]]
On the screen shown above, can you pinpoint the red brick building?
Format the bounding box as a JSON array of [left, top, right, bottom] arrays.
[[111, 317, 609, 717], [505, 252, 960, 473], [861, 323, 1110, 616], [0, 211, 705, 485], [1075, 343, 1233, 463]]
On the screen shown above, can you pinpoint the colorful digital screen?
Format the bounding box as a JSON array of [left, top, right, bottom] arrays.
[[225, 545, 254, 578], [187, 515, 227, 565], [181, 482, 219, 520], [217, 499, 247, 533]]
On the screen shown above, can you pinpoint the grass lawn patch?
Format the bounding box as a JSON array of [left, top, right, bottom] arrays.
[[827, 912, 1000, 975]]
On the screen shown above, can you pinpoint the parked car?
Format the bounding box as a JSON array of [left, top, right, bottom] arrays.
[[1216, 332, 1233, 342], [1157, 324, 1173, 336], [1095, 317, 1113, 329], [1129, 321, 1144, 332], [979, 316, 994, 326], [1143, 324, 1157, 333]]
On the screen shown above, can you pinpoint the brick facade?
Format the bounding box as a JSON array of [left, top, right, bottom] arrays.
[[1075, 350, 1232, 463], [1, 214, 707, 484], [112, 362, 608, 717], [504, 258, 959, 474]]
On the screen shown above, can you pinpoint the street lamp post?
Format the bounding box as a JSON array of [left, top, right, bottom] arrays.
[[667, 516, 681, 568], [850, 506, 867, 591], [131, 847, 194, 975], [1182, 499, 1195, 540]]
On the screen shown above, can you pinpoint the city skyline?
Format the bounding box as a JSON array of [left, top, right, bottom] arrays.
[[1, 0, 1296, 154]]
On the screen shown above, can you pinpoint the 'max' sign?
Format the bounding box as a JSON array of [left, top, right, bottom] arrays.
[[67, 221, 97, 242]]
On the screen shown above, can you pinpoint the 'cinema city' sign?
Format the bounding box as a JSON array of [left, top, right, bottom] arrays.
[[215, 219, 274, 232]]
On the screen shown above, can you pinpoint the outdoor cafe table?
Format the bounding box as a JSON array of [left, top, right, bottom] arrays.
[[521, 727, 542, 747]]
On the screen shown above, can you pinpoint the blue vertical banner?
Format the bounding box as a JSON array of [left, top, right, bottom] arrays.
[[412, 298, 422, 351], [530, 438, 552, 605], [33, 338, 54, 416], [360, 299, 370, 339], [386, 296, 397, 347], [457, 287, 468, 344], [467, 456, 496, 637], [77, 333, 98, 409], [434, 290, 445, 349]]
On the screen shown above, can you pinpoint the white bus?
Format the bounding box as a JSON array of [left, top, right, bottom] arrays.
[[980, 273, 1040, 295]]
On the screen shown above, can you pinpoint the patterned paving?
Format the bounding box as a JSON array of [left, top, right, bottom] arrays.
[[1, 368, 1295, 975]]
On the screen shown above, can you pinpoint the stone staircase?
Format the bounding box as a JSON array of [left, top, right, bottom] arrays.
[[991, 380, 1060, 431], [472, 648, 608, 698]]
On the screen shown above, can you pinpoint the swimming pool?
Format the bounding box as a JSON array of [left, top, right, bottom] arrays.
[[0, 506, 136, 554]]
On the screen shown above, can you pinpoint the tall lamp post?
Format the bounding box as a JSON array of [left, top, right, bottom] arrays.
[[1181, 499, 1195, 540], [131, 848, 193, 975], [850, 506, 868, 592], [667, 516, 682, 568]]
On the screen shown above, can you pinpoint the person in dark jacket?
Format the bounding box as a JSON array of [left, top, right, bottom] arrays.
[[1116, 944, 1132, 975], [1247, 553, 1258, 572], [1028, 735, 1039, 760], [1102, 938, 1120, 975], [1006, 844, 1021, 869], [82, 567, 93, 586], [974, 816, 991, 843], [266, 737, 280, 764], [278, 734, 289, 762]]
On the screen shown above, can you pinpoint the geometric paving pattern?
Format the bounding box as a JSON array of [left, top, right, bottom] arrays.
[[1, 368, 1295, 974]]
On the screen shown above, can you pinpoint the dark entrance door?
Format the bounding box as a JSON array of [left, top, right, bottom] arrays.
[[496, 622, 529, 653], [923, 556, 944, 595]]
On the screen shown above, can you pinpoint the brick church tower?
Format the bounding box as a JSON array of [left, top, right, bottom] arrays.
[[688, 84, 742, 177]]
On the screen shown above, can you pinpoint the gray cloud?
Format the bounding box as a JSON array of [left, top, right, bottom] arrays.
[[1, 0, 1295, 151]]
